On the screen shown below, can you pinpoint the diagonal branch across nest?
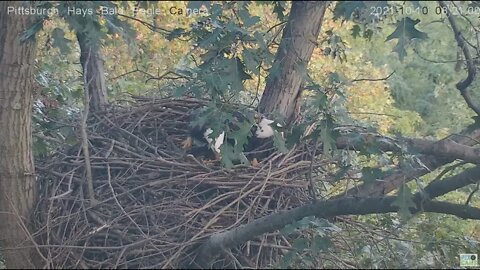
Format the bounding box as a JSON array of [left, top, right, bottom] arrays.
[[33, 97, 330, 269]]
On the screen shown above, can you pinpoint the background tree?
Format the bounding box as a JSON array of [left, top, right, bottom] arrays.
[[258, 1, 328, 124], [0, 2, 39, 268], [76, 31, 108, 112]]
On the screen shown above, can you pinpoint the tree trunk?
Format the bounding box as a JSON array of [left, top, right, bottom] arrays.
[[0, 2, 39, 268], [258, 1, 328, 124], [77, 32, 108, 112]]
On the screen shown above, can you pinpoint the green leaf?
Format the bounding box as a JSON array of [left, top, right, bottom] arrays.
[[351, 25, 361, 38], [267, 62, 282, 85], [230, 117, 254, 153], [297, 216, 314, 229], [238, 8, 260, 28], [391, 183, 416, 222], [242, 49, 260, 75], [386, 17, 428, 61], [187, 1, 211, 10], [386, 17, 428, 41], [253, 31, 268, 52], [33, 138, 49, 156], [410, 1, 423, 8], [333, 1, 366, 20], [280, 223, 297, 236], [220, 143, 235, 169], [318, 116, 337, 156], [311, 235, 332, 253], [166, 28, 186, 41], [173, 85, 189, 97], [328, 72, 345, 84], [104, 13, 137, 43], [320, 128, 333, 155], [363, 29, 374, 40], [200, 49, 219, 63], [313, 92, 328, 110], [286, 122, 308, 148], [20, 20, 44, 43], [278, 250, 295, 269], [273, 131, 288, 154], [51, 28, 72, 55], [272, 1, 286, 21], [292, 237, 309, 252], [199, 28, 222, 49], [226, 57, 252, 92]]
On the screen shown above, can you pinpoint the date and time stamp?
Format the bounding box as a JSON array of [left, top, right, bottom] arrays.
[[369, 3, 480, 17]]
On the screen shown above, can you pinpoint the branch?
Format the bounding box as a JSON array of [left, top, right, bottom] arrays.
[[465, 182, 479, 205], [438, 1, 479, 115], [144, 70, 190, 83], [414, 47, 459, 63], [351, 70, 395, 83], [336, 133, 480, 164], [418, 165, 480, 200], [336, 127, 480, 198], [407, 138, 480, 164], [115, 13, 171, 35], [192, 196, 480, 268]]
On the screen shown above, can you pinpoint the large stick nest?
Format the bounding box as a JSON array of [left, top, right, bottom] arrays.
[[34, 97, 328, 269]]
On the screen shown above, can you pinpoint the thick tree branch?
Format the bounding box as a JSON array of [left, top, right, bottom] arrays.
[[417, 165, 480, 200], [336, 133, 480, 164], [438, 1, 479, 115], [407, 138, 480, 164], [192, 197, 480, 268], [338, 127, 480, 198]]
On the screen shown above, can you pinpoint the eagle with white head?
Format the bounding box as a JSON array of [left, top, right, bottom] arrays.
[[182, 110, 282, 163]]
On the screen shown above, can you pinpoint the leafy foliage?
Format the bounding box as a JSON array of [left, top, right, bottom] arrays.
[[385, 17, 428, 61], [278, 217, 338, 268]]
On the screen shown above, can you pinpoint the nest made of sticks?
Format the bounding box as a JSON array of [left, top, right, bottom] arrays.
[[34, 97, 329, 269]]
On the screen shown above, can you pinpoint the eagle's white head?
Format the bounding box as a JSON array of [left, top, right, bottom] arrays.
[[255, 117, 281, 139]]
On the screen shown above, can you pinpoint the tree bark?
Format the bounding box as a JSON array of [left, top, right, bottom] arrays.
[[258, 1, 328, 124], [77, 32, 108, 112], [0, 2, 39, 268]]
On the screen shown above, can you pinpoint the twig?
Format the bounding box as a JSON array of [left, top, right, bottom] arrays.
[[114, 13, 171, 34], [465, 182, 479, 205], [351, 71, 395, 83], [106, 164, 149, 238], [414, 47, 459, 64]]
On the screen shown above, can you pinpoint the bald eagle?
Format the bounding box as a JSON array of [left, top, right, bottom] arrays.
[[255, 117, 283, 138], [182, 110, 282, 164], [181, 125, 226, 160]]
